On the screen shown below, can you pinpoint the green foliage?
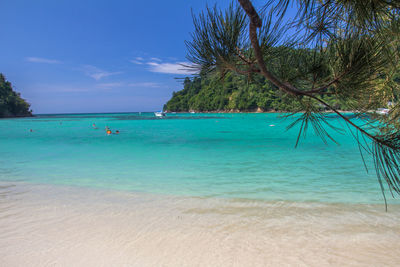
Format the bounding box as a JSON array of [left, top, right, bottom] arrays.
[[165, 47, 371, 112], [165, 72, 355, 112], [179, 0, 400, 204], [0, 74, 32, 117]]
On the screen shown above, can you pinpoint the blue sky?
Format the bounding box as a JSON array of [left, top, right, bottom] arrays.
[[0, 0, 275, 114]]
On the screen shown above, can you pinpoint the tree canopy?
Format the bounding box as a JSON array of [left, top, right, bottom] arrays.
[[183, 0, 400, 208], [0, 74, 32, 118], [165, 46, 399, 112]]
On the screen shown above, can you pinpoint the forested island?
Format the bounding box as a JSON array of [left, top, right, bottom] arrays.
[[0, 74, 32, 117], [164, 72, 351, 112], [165, 47, 399, 113]]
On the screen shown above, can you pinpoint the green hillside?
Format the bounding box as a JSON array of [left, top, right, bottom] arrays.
[[164, 72, 354, 113], [0, 74, 32, 117]]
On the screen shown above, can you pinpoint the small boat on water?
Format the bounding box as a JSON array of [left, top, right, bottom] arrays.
[[154, 111, 166, 117], [376, 108, 390, 115]]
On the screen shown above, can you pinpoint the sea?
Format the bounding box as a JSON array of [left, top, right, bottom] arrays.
[[1, 112, 399, 266]]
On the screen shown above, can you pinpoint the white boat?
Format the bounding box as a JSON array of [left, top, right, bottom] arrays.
[[376, 108, 390, 115], [154, 111, 165, 117]]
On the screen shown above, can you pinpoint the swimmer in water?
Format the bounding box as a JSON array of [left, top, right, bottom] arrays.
[[115, 130, 120, 134], [30, 129, 33, 132], [105, 126, 111, 135]]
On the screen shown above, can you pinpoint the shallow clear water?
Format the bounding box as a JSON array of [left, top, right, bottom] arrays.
[[0, 112, 397, 205]]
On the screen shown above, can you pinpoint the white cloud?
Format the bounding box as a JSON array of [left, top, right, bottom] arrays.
[[130, 60, 143, 65], [81, 65, 122, 80], [146, 61, 198, 75], [26, 57, 61, 64], [150, 57, 162, 61], [129, 56, 198, 75]]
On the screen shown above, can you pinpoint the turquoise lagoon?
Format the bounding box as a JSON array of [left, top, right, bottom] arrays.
[[0, 112, 397, 205]]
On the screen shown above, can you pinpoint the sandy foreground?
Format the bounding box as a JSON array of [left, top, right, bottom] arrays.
[[1, 181, 400, 267]]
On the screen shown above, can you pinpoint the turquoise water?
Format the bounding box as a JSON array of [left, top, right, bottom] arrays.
[[0, 112, 397, 204]]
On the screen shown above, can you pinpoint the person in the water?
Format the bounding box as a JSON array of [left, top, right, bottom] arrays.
[[105, 126, 111, 135], [115, 130, 120, 134]]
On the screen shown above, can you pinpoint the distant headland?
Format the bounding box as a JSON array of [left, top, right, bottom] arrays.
[[164, 73, 354, 113], [0, 74, 32, 118]]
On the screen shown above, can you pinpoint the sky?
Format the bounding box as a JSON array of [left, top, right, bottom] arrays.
[[0, 0, 273, 114]]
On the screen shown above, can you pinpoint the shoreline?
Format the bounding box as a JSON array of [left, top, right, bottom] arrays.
[[0, 113, 33, 119], [166, 110, 356, 114], [19, 110, 358, 116]]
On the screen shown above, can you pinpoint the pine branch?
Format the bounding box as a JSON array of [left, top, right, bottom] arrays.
[[237, 0, 400, 208]]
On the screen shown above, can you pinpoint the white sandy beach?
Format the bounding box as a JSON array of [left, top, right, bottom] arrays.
[[1, 182, 400, 266]]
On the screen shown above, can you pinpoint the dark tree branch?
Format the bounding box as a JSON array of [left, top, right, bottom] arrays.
[[238, 0, 395, 149], [303, 70, 349, 94], [239, 0, 324, 97], [237, 0, 262, 27], [185, 0, 400, 207]]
